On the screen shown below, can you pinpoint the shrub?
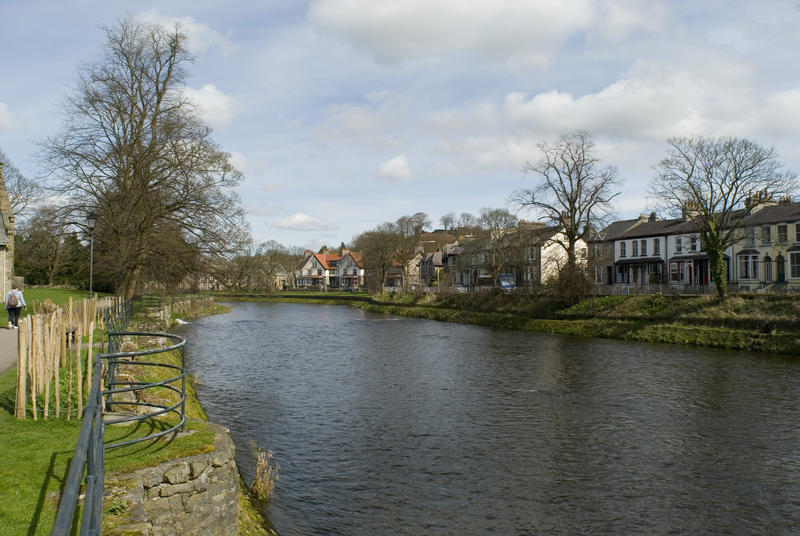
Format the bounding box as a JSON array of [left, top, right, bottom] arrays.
[[251, 447, 279, 502]]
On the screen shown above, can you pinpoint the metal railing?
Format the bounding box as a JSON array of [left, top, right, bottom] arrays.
[[51, 355, 105, 536], [103, 331, 187, 449], [52, 300, 188, 535]]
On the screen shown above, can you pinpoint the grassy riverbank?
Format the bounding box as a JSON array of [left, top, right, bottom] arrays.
[[238, 290, 800, 356], [0, 297, 276, 536]]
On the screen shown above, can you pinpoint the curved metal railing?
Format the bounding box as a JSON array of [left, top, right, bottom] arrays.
[[52, 300, 189, 535], [102, 331, 187, 449]]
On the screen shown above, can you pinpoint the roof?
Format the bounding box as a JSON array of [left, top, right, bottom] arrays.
[[592, 218, 643, 241], [615, 256, 665, 265], [520, 225, 562, 244], [618, 218, 698, 239], [298, 249, 364, 271], [742, 202, 800, 226]]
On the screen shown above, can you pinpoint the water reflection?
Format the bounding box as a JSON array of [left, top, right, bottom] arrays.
[[182, 302, 800, 535]]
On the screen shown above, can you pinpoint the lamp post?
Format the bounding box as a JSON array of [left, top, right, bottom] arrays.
[[87, 212, 97, 299]]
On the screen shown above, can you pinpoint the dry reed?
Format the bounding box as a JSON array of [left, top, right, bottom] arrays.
[[251, 447, 280, 502]]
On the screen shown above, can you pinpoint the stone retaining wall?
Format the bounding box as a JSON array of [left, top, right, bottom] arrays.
[[104, 422, 239, 535]]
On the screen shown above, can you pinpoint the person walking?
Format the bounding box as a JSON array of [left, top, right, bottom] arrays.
[[5, 282, 26, 329]]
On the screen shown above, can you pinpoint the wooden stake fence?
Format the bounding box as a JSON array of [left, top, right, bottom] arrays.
[[14, 296, 124, 420]]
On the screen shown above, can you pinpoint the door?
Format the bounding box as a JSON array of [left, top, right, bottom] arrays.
[[777, 256, 786, 282]]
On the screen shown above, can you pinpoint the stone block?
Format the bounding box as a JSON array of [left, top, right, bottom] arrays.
[[184, 491, 207, 513], [142, 470, 163, 489], [164, 463, 191, 484], [190, 458, 209, 478], [160, 481, 195, 497], [144, 496, 170, 513]]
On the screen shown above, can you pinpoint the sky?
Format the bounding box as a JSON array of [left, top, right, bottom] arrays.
[[1, 0, 799, 251]]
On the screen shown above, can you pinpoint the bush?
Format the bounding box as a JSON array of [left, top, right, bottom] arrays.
[[548, 265, 593, 305], [251, 447, 279, 502]]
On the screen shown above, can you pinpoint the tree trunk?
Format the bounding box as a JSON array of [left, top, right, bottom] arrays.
[[120, 261, 144, 300], [708, 248, 728, 300]]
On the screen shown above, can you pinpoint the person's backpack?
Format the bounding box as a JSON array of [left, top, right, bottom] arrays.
[[7, 292, 18, 308]]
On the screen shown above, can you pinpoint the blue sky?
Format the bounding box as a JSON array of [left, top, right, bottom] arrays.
[[1, 0, 799, 250]]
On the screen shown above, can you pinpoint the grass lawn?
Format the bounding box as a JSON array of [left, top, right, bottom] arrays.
[[0, 304, 219, 535]]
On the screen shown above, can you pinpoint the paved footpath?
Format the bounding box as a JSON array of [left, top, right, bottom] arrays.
[[0, 327, 17, 373]]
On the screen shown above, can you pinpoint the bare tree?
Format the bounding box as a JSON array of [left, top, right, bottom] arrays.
[[42, 20, 247, 299], [353, 222, 400, 293], [457, 212, 477, 232], [0, 149, 43, 218], [515, 130, 619, 270], [651, 136, 797, 299], [439, 212, 455, 231], [394, 212, 430, 291], [477, 207, 519, 282]]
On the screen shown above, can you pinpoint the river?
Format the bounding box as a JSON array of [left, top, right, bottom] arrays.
[[181, 302, 800, 535]]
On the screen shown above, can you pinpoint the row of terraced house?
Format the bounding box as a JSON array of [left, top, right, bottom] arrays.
[[293, 199, 800, 295], [589, 199, 800, 295]]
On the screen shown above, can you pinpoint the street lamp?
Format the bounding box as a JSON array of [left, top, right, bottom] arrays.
[[87, 212, 97, 299]]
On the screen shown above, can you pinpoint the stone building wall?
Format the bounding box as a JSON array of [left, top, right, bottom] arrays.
[[104, 422, 239, 535], [0, 162, 14, 297]]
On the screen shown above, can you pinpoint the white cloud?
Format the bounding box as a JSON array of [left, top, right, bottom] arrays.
[[134, 9, 235, 55], [753, 89, 800, 137], [378, 155, 413, 181], [308, 0, 662, 67], [319, 91, 408, 148], [274, 212, 336, 231], [183, 84, 240, 130]]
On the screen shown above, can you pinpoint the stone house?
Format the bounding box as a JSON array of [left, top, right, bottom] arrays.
[[295, 248, 365, 290], [0, 162, 14, 296], [733, 200, 800, 290], [590, 199, 800, 294]]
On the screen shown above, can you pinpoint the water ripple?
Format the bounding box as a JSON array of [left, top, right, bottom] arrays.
[[183, 302, 800, 535]]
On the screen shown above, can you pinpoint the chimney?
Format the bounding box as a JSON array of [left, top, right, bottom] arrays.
[[638, 214, 648, 223], [649, 212, 657, 222], [304, 249, 312, 257]]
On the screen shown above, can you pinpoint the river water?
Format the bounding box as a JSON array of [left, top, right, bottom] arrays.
[[181, 302, 800, 535]]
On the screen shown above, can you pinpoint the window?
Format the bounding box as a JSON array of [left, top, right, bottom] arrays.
[[738, 256, 749, 279], [745, 227, 756, 247], [778, 224, 788, 244], [675, 237, 682, 253], [653, 238, 660, 256], [690, 237, 697, 251], [620, 242, 626, 257], [317, 269, 322, 276], [764, 257, 773, 283], [795, 223, 800, 244], [791, 253, 800, 279], [632, 240, 638, 257], [594, 266, 603, 284], [352, 268, 357, 275], [640, 240, 647, 257], [738, 255, 759, 280], [762, 225, 771, 245], [670, 262, 687, 283]]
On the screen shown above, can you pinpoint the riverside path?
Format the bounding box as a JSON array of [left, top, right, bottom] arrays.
[[0, 327, 16, 373]]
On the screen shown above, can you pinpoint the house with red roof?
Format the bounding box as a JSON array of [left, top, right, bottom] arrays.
[[295, 248, 365, 290]]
